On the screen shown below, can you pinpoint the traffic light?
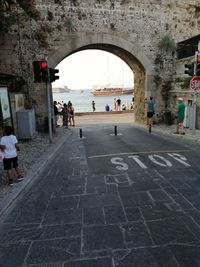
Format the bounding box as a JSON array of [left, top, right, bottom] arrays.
[[49, 68, 59, 83], [184, 62, 194, 76], [196, 55, 200, 76], [33, 61, 48, 83]]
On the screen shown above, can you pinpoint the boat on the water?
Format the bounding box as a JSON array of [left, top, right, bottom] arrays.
[[91, 87, 134, 96], [52, 86, 71, 93]]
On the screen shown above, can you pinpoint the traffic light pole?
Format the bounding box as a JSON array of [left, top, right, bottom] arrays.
[[32, 60, 55, 143], [46, 68, 53, 143], [191, 50, 199, 135], [192, 91, 197, 135], [194, 51, 198, 76]]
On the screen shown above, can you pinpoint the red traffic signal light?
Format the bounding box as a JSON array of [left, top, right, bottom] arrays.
[[197, 55, 200, 76], [33, 61, 48, 83], [39, 61, 47, 68]]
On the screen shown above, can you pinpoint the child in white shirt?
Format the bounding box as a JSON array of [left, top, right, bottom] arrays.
[[0, 126, 23, 186]]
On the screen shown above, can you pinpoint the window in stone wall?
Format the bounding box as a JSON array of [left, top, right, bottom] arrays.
[[177, 34, 200, 59]]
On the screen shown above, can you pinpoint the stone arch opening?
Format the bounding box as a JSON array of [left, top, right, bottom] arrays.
[[48, 34, 154, 123]]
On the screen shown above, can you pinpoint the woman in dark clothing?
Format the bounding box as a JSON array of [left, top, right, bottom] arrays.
[[145, 96, 155, 133], [61, 103, 68, 128], [54, 101, 59, 127], [68, 102, 75, 126], [92, 100, 95, 112]]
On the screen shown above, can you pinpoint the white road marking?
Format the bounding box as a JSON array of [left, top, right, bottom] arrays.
[[148, 154, 173, 167], [88, 149, 190, 159], [167, 153, 191, 167], [110, 133, 123, 136], [111, 157, 129, 171], [128, 155, 148, 169], [109, 152, 191, 170]]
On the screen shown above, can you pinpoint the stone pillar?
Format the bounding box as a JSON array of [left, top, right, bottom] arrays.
[[29, 83, 49, 131], [134, 71, 146, 123]]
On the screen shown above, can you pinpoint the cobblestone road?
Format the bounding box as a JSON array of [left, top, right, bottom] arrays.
[[0, 124, 200, 266]]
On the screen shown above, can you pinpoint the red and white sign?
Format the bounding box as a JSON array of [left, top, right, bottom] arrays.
[[190, 76, 200, 91]]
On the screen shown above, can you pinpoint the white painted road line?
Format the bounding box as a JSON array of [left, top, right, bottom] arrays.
[[87, 149, 191, 159], [110, 153, 191, 170]]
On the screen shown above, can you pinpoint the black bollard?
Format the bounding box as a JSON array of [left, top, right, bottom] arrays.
[[80, 128, 82, 138], [114, 125, 117, 136]]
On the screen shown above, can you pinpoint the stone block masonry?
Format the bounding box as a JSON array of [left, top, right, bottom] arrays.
[[0, 0, 199, 129]]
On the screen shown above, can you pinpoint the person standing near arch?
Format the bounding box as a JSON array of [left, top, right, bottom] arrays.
[[145, 96, 155, 132], [113, 98, 117, 111], [54, 101, 59, 127], [116, 97, 121, 111], [92, 100, 96, 112], [174, 97, 185, 135], [68, 102, 75, 126], [61, 103, 68, 128]]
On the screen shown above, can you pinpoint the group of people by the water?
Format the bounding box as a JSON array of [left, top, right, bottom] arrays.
[[55, 96, 185, 136], [92, 97, 134, 112], [54, 100, 75, 128], [113, 97, 134, 111]]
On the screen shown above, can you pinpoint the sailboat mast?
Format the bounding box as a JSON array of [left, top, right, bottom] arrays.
[[122, 60, 124, 88], [107, 53, 110, 87]]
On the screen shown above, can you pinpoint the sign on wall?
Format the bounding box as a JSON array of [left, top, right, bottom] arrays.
[[15, 94, 24, 112], [0, 87, 11, 120]]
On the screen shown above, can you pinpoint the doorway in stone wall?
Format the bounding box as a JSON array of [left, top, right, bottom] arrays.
[[52, 49, 134, 113], [49, 43, 146, 127]]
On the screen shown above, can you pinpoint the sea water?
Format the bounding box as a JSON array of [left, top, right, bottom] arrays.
[[53, 89, 133, 112]]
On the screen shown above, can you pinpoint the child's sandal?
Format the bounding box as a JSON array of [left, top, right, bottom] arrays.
[[8, 179, 14, 186], [16, 175, 24, 182]]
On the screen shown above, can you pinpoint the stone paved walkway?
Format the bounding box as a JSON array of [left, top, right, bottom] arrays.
[[0, 112, 200, 219], [0, 122, 200, 266], [0, 127, 72, 218]]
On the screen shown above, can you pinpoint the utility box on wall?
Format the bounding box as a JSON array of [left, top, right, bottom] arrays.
[[183, 106, 193, 129], [17, 109, 36, 139]]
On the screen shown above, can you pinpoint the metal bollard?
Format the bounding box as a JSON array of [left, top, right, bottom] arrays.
[[114, 125, 117, 136], [80, 128, 82, 138]]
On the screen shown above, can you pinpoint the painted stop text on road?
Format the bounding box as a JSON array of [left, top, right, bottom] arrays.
[[111, 153, 191, 170]]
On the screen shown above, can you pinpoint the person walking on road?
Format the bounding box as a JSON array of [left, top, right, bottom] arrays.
[[174, 97, 185, 135], [145, 96, 155, 133], [0, 126, 24, 186]]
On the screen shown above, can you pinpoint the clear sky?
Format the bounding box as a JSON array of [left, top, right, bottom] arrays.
[[52, 50, 134, 90]]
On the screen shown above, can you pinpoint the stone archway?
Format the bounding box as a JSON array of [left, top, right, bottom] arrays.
[[47, 33, 155, 123]]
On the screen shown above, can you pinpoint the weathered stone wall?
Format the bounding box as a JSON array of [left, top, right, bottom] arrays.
[[0, 0, 199, 129]]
